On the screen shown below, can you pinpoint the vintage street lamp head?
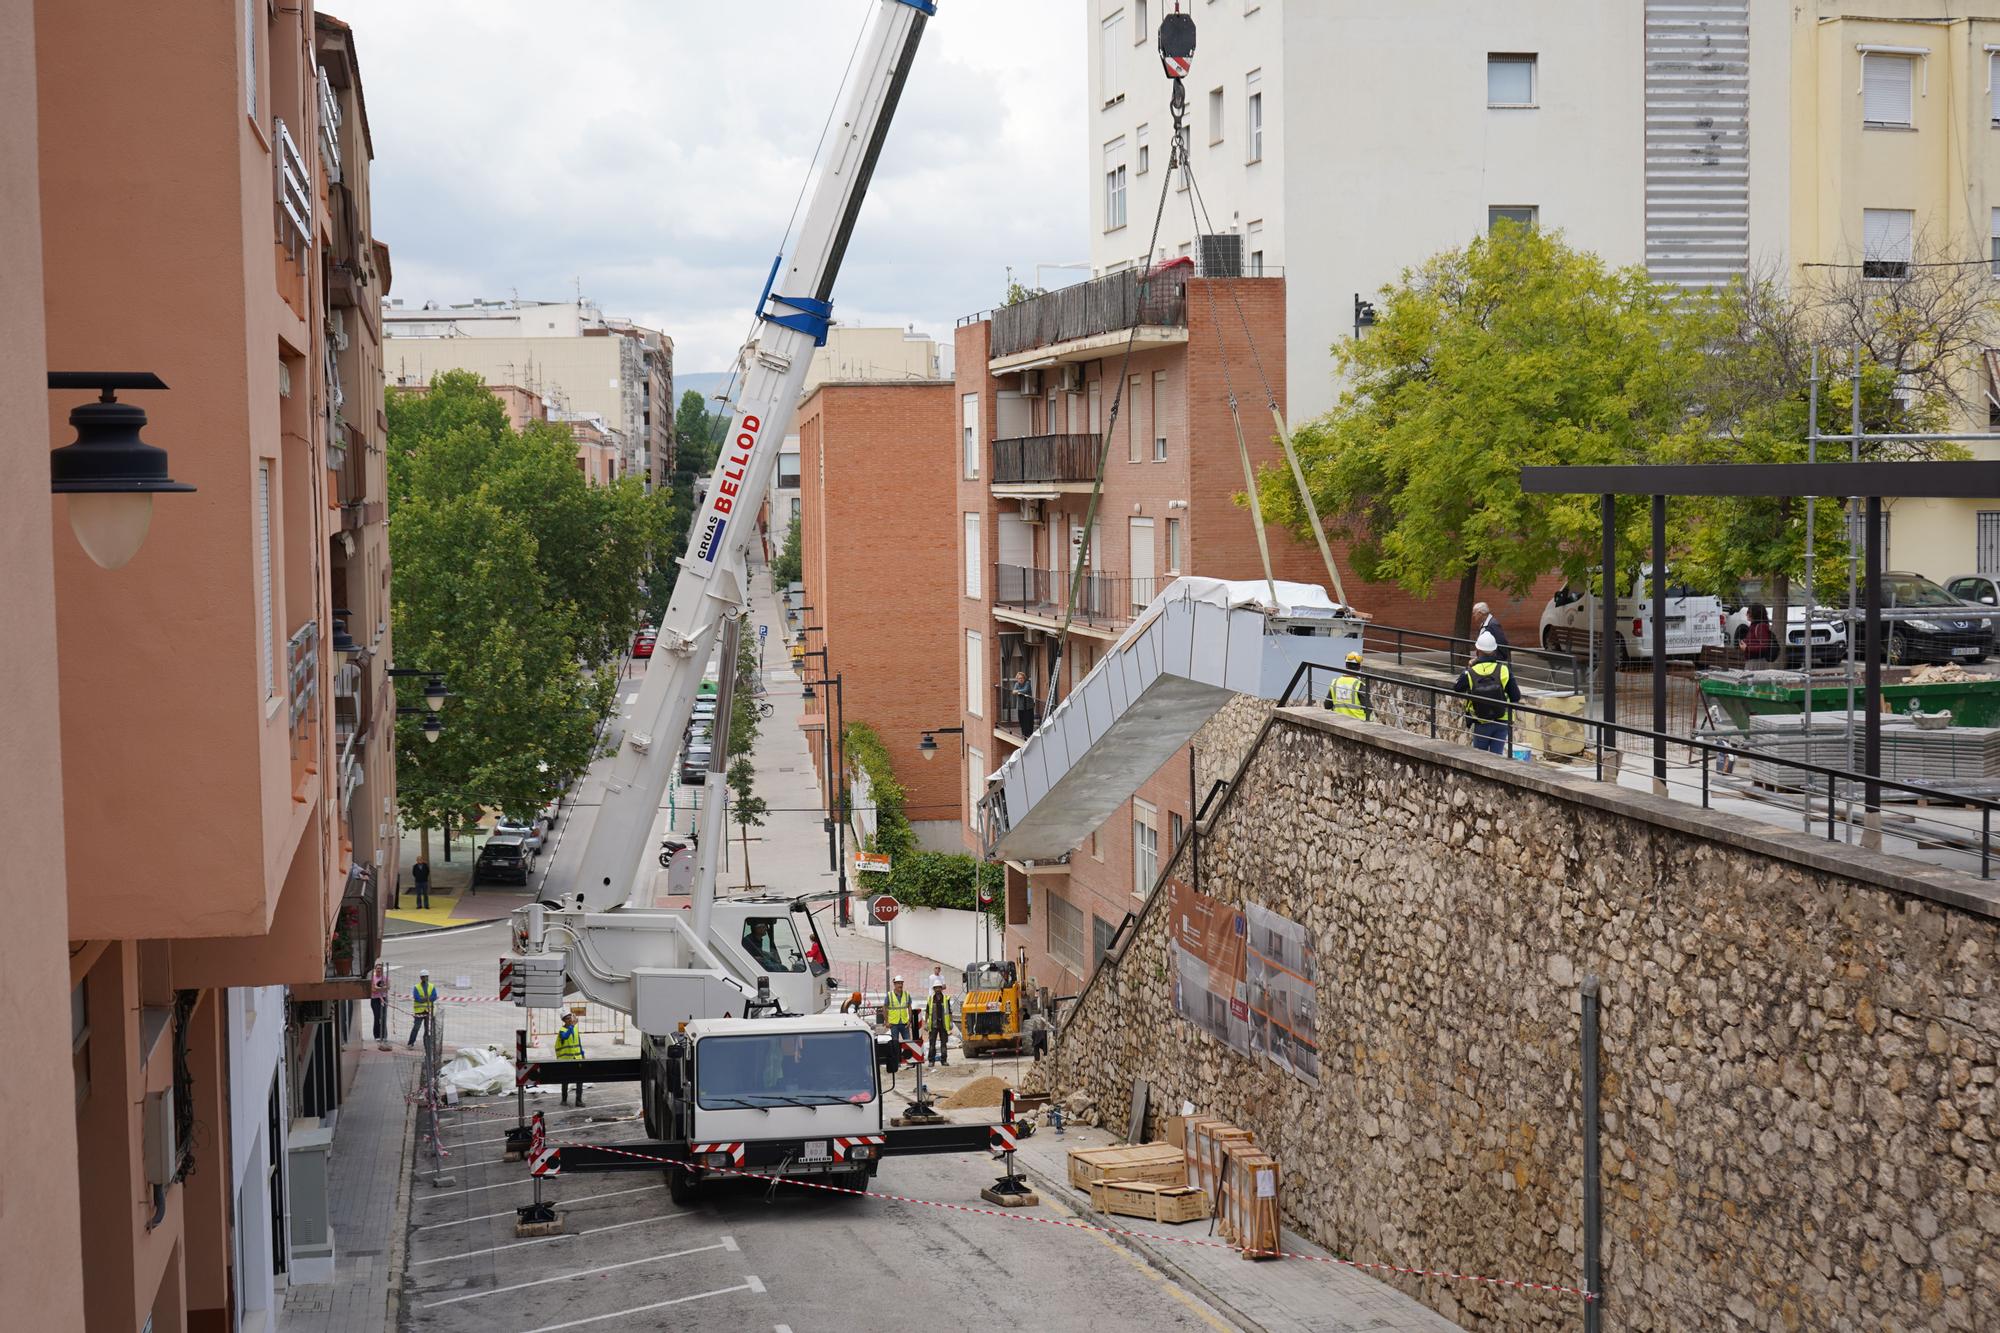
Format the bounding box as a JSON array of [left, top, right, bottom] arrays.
[[918, 732, 939, 762], [48, 372, 195, 569]]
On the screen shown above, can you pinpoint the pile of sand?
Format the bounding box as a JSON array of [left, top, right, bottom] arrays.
[[939, 1075, 1010, 1109], [1908, 663, 1978, 685]]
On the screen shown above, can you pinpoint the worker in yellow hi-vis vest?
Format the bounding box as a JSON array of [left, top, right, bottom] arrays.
[[556, 1010, 586, 1105], [1324, 651, 1372, 721], [407, 968, 436, 1048], [884, 976, 913, 1041]]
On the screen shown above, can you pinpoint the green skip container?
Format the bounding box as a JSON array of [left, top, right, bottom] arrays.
[[1700, 673, 2000, 731]]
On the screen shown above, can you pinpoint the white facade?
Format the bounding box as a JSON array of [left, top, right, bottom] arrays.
[[802, 326, 944, 394], [228, 986, 289, 1328], [1087, 1, 1793, 422]]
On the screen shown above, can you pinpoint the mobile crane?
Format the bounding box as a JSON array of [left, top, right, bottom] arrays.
[[503, 0, 1015, 1205]]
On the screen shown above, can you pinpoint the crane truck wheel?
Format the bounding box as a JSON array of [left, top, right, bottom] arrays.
[[833, 1169, 869, 1196], [668, 1162, 701, 1206]]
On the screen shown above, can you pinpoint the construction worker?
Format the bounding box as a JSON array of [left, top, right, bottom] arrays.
[[407, 968, 436, 1048], [1325, 651, 1372, 721], [1455, 631, 1522, 755], [369, 962, 391, 1050], [884, 976, 913, 1042], [556, 1010, 585, 1106], [925, 981, 952, 1067], [1023, 1010, 1054, 1059]]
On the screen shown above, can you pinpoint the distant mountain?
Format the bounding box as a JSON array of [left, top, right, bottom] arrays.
[[675, 371, 736, 407]]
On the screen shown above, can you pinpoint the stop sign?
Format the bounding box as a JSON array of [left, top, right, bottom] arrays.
[[870, 894, 901, 924]]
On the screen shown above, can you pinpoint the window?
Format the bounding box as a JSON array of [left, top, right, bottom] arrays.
[[967, 745, 985, 820], [1990, 208, 1998, 278], [1247, 220, 1264, 276], [1489, 205, 1539, 233], [1844, 505, 1891, 563], [1047, 891, 1086, 971], [961, 393, 979, 478], [1137, 123, 1150, 174], [1129, 517, 1155, 606], [1169, 810, 1185, 856], [1127, 374, 1143, 462], [964, 512, 982, 597], [967, 630, 984, 717], [1152, 370, 1167, 460], [1246, 70, 1263, 162], [1089, 380, 1102, 435], [245, 0, 259, 117], [1863, 208, 1914, 279], [1101, 10, 1124, 106], [1978, 512, 2000, 572], [1092, 916, 1118, 970], [1133, 799, 1159, 895], [790, 497, 801, 522], [72, 979, 91, 1111], [1208, 87, 1224, 144], [1104, 141, 1128, 232], [257, 460, 276, 696], [1861, 52, 1914, 128], [1166, 517, 1183, 572], [1488, 54, 1536, 107], [1134, 0, 1148, 41]]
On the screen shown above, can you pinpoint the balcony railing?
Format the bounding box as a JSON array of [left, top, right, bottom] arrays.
[[992, 564, 1153, 632], [989, 265, 1189, 359], [287, 621, 319, 742], [274, 116, 312, 256], [315, 65, 342, 184], [992, 681, 1045, 737], [992, 433, 1099, 486]]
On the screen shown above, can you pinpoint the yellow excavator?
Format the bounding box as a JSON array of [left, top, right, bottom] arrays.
[[958, 954, 1046, 1057]]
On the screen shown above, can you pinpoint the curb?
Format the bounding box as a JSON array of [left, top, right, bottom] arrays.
[[385, 916, 509, 940], [1014, 1153, 1272, 1333], [384, 1062, 420, 1330]]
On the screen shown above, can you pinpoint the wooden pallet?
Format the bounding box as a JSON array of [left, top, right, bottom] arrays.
[[1090, 1179, 1209, 1224], [1066, 1142, 1187, 1190], [1185, 1119, 1255, 1204], [1219, 1150, 1282, 1259]]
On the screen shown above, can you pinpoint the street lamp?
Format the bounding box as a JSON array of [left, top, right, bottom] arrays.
[[47, 372, 195, 570], [396, 707, 444, 744], [918, 725, 964, 762], [806, 668, 849, 926]]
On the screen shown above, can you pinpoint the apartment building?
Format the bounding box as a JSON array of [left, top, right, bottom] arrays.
[[2, 3, 394, 1327], [384, 296, 674, 486], [797, 379, 964, 854]]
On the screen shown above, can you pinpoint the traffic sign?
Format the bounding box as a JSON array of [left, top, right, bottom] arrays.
[[869, 894, 901, 924], [758, 623, 769, 640], [855, 850, 892, 875]]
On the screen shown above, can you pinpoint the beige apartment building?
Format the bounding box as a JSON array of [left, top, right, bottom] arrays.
[[2, 3, 394, 1328], [384, 297, 675, 488]]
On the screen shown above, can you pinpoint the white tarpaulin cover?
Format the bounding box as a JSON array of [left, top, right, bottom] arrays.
[[1163, 575, 1347, 617], [440, 1046, 516, 1097]]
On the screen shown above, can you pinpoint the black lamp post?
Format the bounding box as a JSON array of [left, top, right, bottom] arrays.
[[47, 372, 195, 570], [802, 648, 849, 926], [1352, 295, 1378, 341], [918, 725, 964, 762]]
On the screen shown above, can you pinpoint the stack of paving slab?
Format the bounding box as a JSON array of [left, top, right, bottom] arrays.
[[1738, 712, 2000, 795]]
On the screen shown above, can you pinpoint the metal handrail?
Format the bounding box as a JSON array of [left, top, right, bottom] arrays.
[[274, 117, 312, 251], [1360, 622, 1584, 692], [1279, 659, 1999, 878]]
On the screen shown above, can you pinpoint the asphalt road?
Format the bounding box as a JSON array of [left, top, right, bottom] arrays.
[[402, 1087, 1234, 1333]]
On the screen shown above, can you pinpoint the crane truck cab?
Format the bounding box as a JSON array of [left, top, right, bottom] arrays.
[[644, 1013, 887, 1204]]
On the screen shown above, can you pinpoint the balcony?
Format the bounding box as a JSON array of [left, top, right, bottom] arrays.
[[991, 433, 1098, 494], [991, 563, 1158, 637], [991, 681, 1045, 745], [274, 116, 312, 258], [986, 265, 1189, 369]]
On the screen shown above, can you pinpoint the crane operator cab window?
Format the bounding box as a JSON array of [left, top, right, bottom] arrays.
[[964, 961, 1015, 993], [741, 916, 807, 974], [694, 1030, 877, 1108]]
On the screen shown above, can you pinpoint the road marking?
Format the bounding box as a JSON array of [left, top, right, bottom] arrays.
[[515, 1277, 764, 1332], [418, 1238, 737, 1308], [444, 1112, 642, 1150], [411, 1184, 667, 1232], [412, 1212, 679, 1265]]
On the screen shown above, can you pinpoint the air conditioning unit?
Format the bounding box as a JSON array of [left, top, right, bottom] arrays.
[[1200, 233, 1244, 278], [331, 309, 350, 352], [294, 999, 333, 1024], [1058, 364, 1084, 393], [1018, 498, 1044, 524], [1019, 369, 1043, 395], [1021, 627, 1044, 645]]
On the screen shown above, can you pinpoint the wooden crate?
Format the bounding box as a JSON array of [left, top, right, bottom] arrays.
[[1090, 1179, 1210, 1224], [1066, 1143, 1187, 1190], [1219, 1150, 1282, 1258], [1185, 1119, 1255, 1202]]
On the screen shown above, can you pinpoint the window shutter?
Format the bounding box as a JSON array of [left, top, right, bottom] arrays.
[[1863, 208, 1913, 263], [257, 461, 275, 696], [964, 512, 981, 598], [1992, 54, 2000, 123], [1862, 54, 1912, 125]]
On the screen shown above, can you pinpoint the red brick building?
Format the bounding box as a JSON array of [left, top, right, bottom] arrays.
[[954, 270, 1544, 994], [797, 380, 963, 851]]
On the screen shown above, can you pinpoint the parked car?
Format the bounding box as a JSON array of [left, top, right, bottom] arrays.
[[1850, 572, 1995, 664], [491, 819, 544, 856], [680, 741, 712, 786], [632, 628, 658, 659], [1539, 567, 1725, 663], [1943, 573, 2000, 609], [1721, 577, 1847, 666], [472, 834, 531, 887]]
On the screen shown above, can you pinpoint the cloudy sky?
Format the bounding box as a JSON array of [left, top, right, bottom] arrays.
[[331, 0, 1088, 373]]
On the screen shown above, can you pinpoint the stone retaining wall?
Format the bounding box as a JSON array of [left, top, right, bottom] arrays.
[[1046, 708, 1999, 1331]]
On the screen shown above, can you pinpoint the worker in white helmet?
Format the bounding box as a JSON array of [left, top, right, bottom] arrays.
[[1455, 632, 1521, 755]]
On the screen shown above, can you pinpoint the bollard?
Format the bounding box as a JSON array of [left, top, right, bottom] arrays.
[[980, 1122, 1038, 1207]]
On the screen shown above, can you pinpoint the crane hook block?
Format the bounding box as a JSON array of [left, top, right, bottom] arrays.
[[1158, 10, 1196, 80]]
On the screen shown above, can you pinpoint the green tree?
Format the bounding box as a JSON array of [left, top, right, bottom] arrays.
[[1259, 225, 1720, 638], [725, 757, 767, 890], [673, 389, 717, 473], [770, 514, 802, 587]]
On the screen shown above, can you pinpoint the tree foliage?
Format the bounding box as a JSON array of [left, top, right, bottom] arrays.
[[770, 514, 802, 587], [843, 721, 915, 860], [1258, 225, 1719, 636], [387, 370, 671, 832]]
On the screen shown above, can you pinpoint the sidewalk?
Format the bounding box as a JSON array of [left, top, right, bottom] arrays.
[[277, 1045, 418, 1333], [1010, 1122, 1463, 1333]]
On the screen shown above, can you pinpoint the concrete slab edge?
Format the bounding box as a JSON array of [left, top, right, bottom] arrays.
[[385, 1074, 419, 1330], [1014, 1154, 1271, 1333]]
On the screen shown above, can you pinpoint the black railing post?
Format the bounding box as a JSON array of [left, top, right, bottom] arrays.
[[1828, 771, 1837, 841], [1863, 495, 1884, 832], [1701, 744, 1710, 809], [1581, 976, 1604, 1333], [1651, 494, 1667, 791], [1984, 807, 1991, 879], [1601, 493, 1617, 729]]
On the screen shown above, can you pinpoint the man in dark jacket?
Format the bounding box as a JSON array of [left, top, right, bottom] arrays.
[[1471, 602, 1512, 663], [925, 982, 952, 1067]]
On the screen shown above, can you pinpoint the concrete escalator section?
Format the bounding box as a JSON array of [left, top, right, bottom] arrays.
[[983, 577, 1362, 861]]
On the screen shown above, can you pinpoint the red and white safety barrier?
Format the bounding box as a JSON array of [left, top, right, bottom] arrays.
[[498, 959, 515, 1001], [988, 1124, 1018, 1155], [537, 1140, 1598, 1304]]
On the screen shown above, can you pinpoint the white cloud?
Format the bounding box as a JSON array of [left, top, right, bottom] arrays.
[[331, 0, 1088, 370]]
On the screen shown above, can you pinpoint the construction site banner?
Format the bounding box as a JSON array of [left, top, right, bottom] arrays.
[[1245, 902, 1321, 1086], [1164, 879, 1249, 1054]]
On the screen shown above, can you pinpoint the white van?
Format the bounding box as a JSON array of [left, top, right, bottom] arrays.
[[1539, 567, 1725, 664]]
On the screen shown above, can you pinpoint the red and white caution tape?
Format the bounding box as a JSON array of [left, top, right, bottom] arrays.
[[547, 1140, 1597, 1303]]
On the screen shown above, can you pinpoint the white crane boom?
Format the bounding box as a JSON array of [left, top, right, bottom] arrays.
[[573, 0, 932, 922]]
